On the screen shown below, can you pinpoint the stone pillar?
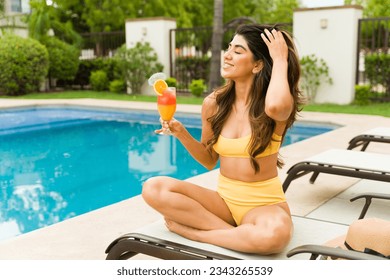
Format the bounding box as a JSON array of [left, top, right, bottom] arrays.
[[125, 17, 176, 94], [293, 5, 363, 104]]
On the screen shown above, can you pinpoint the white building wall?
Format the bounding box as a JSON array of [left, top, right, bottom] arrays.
[[1, 0, 29, 38], [125, 17, 176, 95], [293, 5, 363, 104]]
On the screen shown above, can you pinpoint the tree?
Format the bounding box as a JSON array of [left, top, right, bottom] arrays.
[[27, 0, 51, 42], [27, 0, 81, 47], [344, 0, 390, 17], [251, 0, 300, 24], [82, 0, 137, 32], [209, 0, 223, 92], [54, 0, 90, 34]]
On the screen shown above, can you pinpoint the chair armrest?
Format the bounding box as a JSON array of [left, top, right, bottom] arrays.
[[350, 192, 390, 219], [286, 245, 386, 260]]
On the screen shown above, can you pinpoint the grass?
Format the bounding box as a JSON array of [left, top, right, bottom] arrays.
[[0, 90, 204, 105], [303, 102, 390, 117], [1, 90, 389, 117]]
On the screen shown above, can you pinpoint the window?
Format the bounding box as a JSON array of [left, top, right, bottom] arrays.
[[10, 0, 21, 12], [10, 0, 30, 13]]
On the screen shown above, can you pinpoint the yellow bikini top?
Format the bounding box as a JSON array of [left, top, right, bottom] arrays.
[[213, 132, 282, 158]]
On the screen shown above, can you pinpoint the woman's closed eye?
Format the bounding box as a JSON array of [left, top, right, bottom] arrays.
[[226, 45, 242, 54]]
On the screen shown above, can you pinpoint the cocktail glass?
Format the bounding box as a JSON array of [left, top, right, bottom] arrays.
[[157, 87, 176, 135]]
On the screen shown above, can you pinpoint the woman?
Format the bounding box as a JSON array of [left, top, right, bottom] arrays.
[[142, 23, 303, 255]]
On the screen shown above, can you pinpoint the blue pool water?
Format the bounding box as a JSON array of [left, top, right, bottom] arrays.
[[0, 106, 336, 241]]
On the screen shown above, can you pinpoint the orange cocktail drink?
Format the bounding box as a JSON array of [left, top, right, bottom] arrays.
[[148, 73, 176, 135], [157, 87, 176, 121]]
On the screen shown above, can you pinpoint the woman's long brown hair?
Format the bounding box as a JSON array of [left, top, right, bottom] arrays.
[[207, 24, 304, 173]]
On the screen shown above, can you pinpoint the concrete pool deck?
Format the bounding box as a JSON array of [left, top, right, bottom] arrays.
[[0, 98, 389, 259]]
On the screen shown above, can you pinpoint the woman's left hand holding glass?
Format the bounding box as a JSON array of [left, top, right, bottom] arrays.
[[155, 118, 183, 136]]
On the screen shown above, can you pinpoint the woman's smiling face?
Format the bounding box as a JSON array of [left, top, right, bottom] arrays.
[[221, 34, 258, 81]]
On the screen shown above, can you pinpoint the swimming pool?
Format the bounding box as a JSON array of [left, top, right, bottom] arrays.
[[0, 106, 336, 241]]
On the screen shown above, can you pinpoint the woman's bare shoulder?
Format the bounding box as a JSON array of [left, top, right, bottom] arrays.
[[201, 92, 218, 119], [203, 91, 217, 105], [202, 92, 218, 110]]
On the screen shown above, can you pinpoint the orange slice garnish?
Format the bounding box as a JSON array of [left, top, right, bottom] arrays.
[[153, 79, 168, 96]]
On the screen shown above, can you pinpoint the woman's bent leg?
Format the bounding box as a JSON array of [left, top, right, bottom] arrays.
[[142, 176, 236, 230], [165, 203, 293, 254]]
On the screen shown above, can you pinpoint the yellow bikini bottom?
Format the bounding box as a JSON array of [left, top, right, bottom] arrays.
[[217, 174, 286, 226]]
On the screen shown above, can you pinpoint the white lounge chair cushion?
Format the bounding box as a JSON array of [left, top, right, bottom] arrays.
[[305, 149, 390, 174], [132, 216, 348, 260], [363, 127, 390, 138]]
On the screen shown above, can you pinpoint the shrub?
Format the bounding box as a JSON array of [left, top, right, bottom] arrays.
[[41, 36, 80, 85], [70, 57, 118, 89], [92, 57, 119, 82], [70, 59, 94, 89], [109, 79, 126, 93], [114, 42, 163, 94], [0, 34, 49, 95], [175, 56, 210, 90], [300, 54, 333, 103], [364, 53, 390, 96], [165, 77, 177, 87], [354, 85, 371, 105], [90, 70, 108, 91], [189, 79, 206, 97]]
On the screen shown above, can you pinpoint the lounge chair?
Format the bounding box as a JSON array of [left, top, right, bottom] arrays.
[[105, 215, 348, 260], [282, 149, 390, 192], [347, 127, 390, 151], [287, 193, 390, 260]]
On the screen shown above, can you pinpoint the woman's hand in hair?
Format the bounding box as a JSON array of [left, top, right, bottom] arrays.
[[261, 29, 288, 63], [262, 29, 293, 122]]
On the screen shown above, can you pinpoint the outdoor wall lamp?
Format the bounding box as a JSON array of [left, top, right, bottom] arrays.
[[320, 19, 328, 29]]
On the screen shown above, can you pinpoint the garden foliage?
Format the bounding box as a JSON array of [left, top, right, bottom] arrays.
[[114, 42, 163, 94], [300, 54, 332, 103], [0, 35, 49, 95], [42, 36, 80, 83], [189, 79, 206, 97], [364, 53, 390, 97], [90, 70, 108, 91]]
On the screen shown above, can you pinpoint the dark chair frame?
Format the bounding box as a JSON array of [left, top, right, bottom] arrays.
[[347, 133, 390, 151], [105, 233, 239, 260], [350, 192, 390, 219], [286, 244, 386, 260], [282, 150, 390, 192]]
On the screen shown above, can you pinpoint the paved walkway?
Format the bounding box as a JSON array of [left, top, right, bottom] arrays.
[[0, 98, 389, 259]]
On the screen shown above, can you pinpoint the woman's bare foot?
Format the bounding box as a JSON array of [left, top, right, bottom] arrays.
[[165, 218, 201, 242]]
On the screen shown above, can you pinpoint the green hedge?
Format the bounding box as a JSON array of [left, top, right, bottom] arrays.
[[175, 56, 210, 90], [69, 57, 118, 89], [189, 79, 206, 97], [0, 35, 49, 95], [90, 70, 108, 91], [354, 85, 371, 105], [365, 53, 390, 96], [42, 36, 80, 83]]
